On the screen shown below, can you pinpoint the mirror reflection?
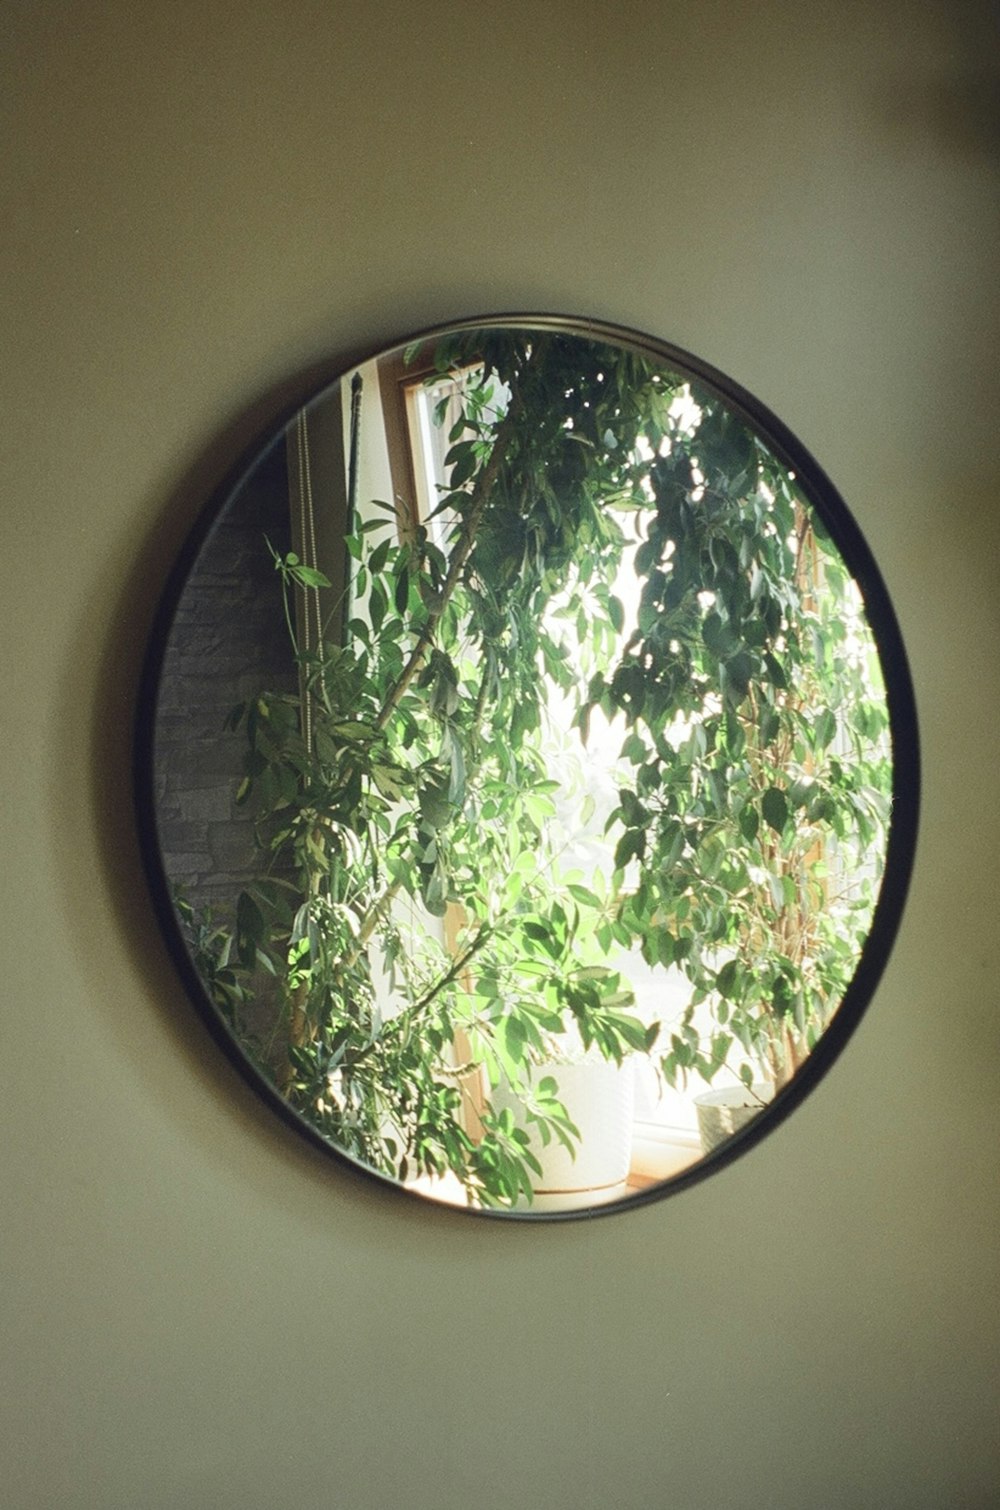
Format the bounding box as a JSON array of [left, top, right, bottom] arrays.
[[149, 320, 897, 1213]]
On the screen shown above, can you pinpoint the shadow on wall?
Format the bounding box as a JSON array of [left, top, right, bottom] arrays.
[[879, 67, 1000, 162]]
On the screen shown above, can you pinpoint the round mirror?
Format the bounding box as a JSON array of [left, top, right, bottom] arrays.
[[137, 317, 918, 1217]]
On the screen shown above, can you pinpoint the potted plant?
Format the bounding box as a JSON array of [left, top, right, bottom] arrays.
[[488, 1036, 636, 1209], [183, 324, 891, 1207]]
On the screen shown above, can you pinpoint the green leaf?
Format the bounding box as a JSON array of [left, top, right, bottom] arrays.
[[449, 444, 478, 489], [716, 959, 740, 999], [722, 651, 753, 704], [758, 704, 781, 745], [236, 891, 263, 939], [813, 707, 838, 750], [567, 882, 602, 908], [236, 891, 265, 969], [371, 764, 405, 800], [330, 720, 378, 741], [738, 803, 759, 843], [763, 651, 787, 689], [502, 1014, 527, 1065], [654, 930, 674, 967], [761, 786, 788, 836], [613, 829, 645, 869], [447, 738, 466, 806], [422, 866, 447, 916], [621, 731, 647, 765]]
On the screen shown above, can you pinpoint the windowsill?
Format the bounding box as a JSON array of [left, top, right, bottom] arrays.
[[627, 1121, 703, 1187], [405, 1121, 705, 1209]]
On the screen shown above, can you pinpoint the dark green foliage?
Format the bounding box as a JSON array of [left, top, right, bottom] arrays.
[[184, 330, 890, 1207]]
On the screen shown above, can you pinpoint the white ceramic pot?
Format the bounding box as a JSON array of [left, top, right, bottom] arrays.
[[491, 1057, 635, 1209]]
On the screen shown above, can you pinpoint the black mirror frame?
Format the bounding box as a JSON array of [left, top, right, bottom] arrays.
[[134, 313, 920, 1221]]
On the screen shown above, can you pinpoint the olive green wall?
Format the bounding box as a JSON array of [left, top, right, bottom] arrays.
[[3, 4, 998, 1507]]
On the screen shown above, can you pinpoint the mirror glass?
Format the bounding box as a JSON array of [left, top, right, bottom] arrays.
[[140, 317, 916, 1216]]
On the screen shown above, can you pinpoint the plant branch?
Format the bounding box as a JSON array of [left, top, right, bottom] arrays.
[[405, 923, 494, 1024], [337, 875, 404, 977], [347, 921, 495, 1069]]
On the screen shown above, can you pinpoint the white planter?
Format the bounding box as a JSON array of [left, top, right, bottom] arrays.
[[694, 1083, 772, 1155], [491, 1058, 635, 1210]]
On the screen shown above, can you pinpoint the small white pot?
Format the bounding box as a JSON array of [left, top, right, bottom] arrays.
[[694, 1083, 772, 1155]]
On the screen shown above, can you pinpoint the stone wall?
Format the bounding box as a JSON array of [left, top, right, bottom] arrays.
[[153, 437, 295, 931]]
